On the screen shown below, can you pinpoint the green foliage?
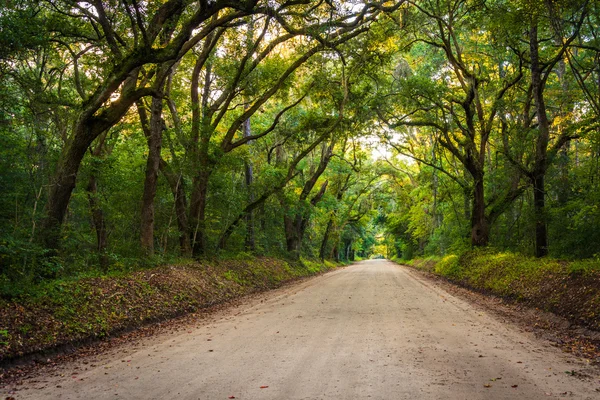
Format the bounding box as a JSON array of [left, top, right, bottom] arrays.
[[0, 256, 339, 360], [408, 251, 600, 330], [434, 255, 461, 279], [0, 0, 599, 305]]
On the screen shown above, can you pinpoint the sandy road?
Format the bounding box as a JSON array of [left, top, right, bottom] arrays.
[[13, 260, 600, 399]]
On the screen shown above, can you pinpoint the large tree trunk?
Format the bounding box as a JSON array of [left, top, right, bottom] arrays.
[[41, 122, 102, 250], [284, 215, 301, 257], [40, 72, 146, 250], [140, 95, 165, 254], [471, 175, 489, 246]]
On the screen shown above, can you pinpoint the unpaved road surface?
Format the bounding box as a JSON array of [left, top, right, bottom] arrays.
[[10, 260, 600, 399]]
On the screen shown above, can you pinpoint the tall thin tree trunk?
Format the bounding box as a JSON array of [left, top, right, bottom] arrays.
[[189, 168, 211, 256], [283, 214, 299, 258], [159, 159, 191, 256], [533, 175, 548, 257], [556, 49, 571, 206], [243, 19, 256, 252], [140, 94, 165, 255], [530, 23, 550, 257], [319, 216, 334, 260], [243, 115, 255, 251]]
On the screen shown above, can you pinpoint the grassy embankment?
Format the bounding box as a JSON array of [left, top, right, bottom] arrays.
[[0, 256, 339, 363], [394, 250, 600, 331]]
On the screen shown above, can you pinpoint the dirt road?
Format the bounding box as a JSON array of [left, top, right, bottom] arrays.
[[12, 260, 600, 399]]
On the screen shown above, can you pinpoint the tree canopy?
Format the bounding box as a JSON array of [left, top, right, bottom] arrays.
[[1, 0, 599, 289]]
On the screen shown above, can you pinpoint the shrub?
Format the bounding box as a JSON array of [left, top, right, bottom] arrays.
[[434, 255, 461, 279]]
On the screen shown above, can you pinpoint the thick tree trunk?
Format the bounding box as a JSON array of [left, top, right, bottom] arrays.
[[41, 123, 100, 250], [284, 215, 301, 258], [471, 176, 489, 246], [284, 217, 306, 258], [40, 73, 145, 250], [140, 96, 165, 254]]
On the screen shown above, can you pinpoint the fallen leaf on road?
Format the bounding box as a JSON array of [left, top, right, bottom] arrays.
[[484, 384, 491, 388], [512, 385, 518, 388], [228, 396, 236, 399], [260, 386, 269, 389]]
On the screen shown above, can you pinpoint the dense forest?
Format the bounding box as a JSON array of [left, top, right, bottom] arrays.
[[1, 0, 599, 292]]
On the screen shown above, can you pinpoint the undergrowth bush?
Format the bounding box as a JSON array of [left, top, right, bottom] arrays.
[[434, 255, 461, 279], [400, 251, 600, 330], [0, 256, 340, 361]]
